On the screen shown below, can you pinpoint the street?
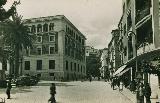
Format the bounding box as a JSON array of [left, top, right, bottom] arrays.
[[0, 81, 133, 103]]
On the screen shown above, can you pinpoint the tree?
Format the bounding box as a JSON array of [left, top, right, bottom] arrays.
[[1, 14, 35, 76], [0, 0, 16, 21], [86, 54, 101, 78]]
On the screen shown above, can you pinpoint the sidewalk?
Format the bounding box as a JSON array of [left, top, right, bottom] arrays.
[[112, 83, 160, 103], [107, 82, 136, 103], [119, 86, 136, 103]]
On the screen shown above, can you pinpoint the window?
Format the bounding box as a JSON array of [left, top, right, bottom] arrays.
[[49, 73, 54, 76], [49, 46, 55, 54], [43, 24, 48, 32], [31, 25, 36, 33], [83, 66, 85, 73], [66, 61, 68, 70], [37, 47, 42, 55], [123, 24, 126, 36], [37, 36, 42, 43], [78, 64, 79, 72], [70, 62, 72, 71], [49, 35, 55, 42], [49, 23, 54, 31], [74, 63, 76, 71], [25, 61, 30, 70], [124, 47, 127, 56], [37, 74, 41, 77], [37, 24, 42, 32], [81, 66, 82, 72], [49, 60, 55, 69], [37, 60, 42, 70]]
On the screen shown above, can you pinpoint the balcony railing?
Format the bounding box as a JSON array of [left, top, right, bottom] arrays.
[[136, 7, 150, 23]]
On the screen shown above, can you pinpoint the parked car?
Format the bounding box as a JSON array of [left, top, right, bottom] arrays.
[[16, 76, 31, 86], [16, 75, 39, 86]]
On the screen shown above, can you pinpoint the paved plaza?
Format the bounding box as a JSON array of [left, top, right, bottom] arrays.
[[0, 81, 135, 103]]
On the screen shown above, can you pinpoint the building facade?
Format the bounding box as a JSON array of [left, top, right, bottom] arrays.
[[85, 46, 100, 57], [22, 15, 86, 80], [100, 48, 109, 79], [108, 0, 160, 100], [108, 29, 121, 77]]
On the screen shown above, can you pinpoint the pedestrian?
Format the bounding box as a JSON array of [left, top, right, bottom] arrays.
[[111, 78, 115, 90], [6, 79, 12, 99], [139, 82, 144, 103], [89, 75, 92, 82], [48, 83, 56, 103], [119, 81, 123, 91], [144, 83, 151, 103]]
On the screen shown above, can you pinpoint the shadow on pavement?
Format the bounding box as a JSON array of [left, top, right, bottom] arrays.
[[37, 82, 76, 87]]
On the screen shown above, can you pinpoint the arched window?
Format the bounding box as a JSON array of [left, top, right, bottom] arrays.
[[43, 23, 48, 32], [31, 25, 36, 33], [49, 23, 54, 31], [37, 24, 42, 33]]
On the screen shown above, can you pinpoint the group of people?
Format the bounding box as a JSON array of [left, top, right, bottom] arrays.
[[138, 82, 151, 103], [110, 77, 152, 103], [111, 77, 121, 90]]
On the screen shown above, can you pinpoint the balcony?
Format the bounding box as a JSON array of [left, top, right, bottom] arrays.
[[136, 7, 150, 23]]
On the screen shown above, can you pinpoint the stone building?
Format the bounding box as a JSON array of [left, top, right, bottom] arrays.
[[108, 29, 121, 77], [110, 0, 160, 100], [22, 15, 86, 80], [100, 48, 109, 79]]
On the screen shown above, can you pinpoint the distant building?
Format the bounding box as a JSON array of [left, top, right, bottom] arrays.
[[85, 46, 100, 57], [108, 29, 121, 77], [23, 15, 86, 80], [100, 48, 109, 78]]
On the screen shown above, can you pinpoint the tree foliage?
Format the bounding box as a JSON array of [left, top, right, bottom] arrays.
[[86, 54, 101, 77], [1, 14, 35, 76], [0, 0, 16, 21]]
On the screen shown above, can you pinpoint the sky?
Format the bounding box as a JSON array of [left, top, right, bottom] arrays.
[[5, 0, 122, 49]]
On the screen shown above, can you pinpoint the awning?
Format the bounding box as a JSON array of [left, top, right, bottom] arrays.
[[113, 65, 127, 76], [116, 68, 130, 76]]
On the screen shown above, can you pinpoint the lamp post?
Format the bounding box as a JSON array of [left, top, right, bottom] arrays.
[[127, 31, 142, 103]]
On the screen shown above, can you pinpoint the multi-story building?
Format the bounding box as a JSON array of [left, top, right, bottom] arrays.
[[22, 15, 86, 80], [100, 48, 109, 79], [108, 29, 121, 77], [85, 46, 100, 57], [110, 0, 160, 100]]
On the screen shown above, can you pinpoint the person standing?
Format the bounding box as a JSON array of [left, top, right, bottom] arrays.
[[6, 79, 12, 99], [139, 82, 144, 103], [48, 83, 56, 103], [144, 83, 151, 103]]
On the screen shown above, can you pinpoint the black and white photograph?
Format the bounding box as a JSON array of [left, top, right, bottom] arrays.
[[0, 0, 160, 103]]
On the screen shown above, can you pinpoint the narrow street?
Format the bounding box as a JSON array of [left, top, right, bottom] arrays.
[[0, 81, 133, 103]]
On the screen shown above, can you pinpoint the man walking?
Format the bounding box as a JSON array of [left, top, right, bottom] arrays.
[[48, 83, 56, 103], [6, 79, 12, 99], [144, 83, 151, 103]]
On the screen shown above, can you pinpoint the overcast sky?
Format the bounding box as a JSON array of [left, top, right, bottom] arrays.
[[5, 0, 122, 49]]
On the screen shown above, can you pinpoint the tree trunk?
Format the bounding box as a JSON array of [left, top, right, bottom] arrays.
[[14, 45, 20, 77]]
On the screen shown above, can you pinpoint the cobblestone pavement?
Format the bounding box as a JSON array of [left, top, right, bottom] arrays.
[[0, 81, 133, 103]]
